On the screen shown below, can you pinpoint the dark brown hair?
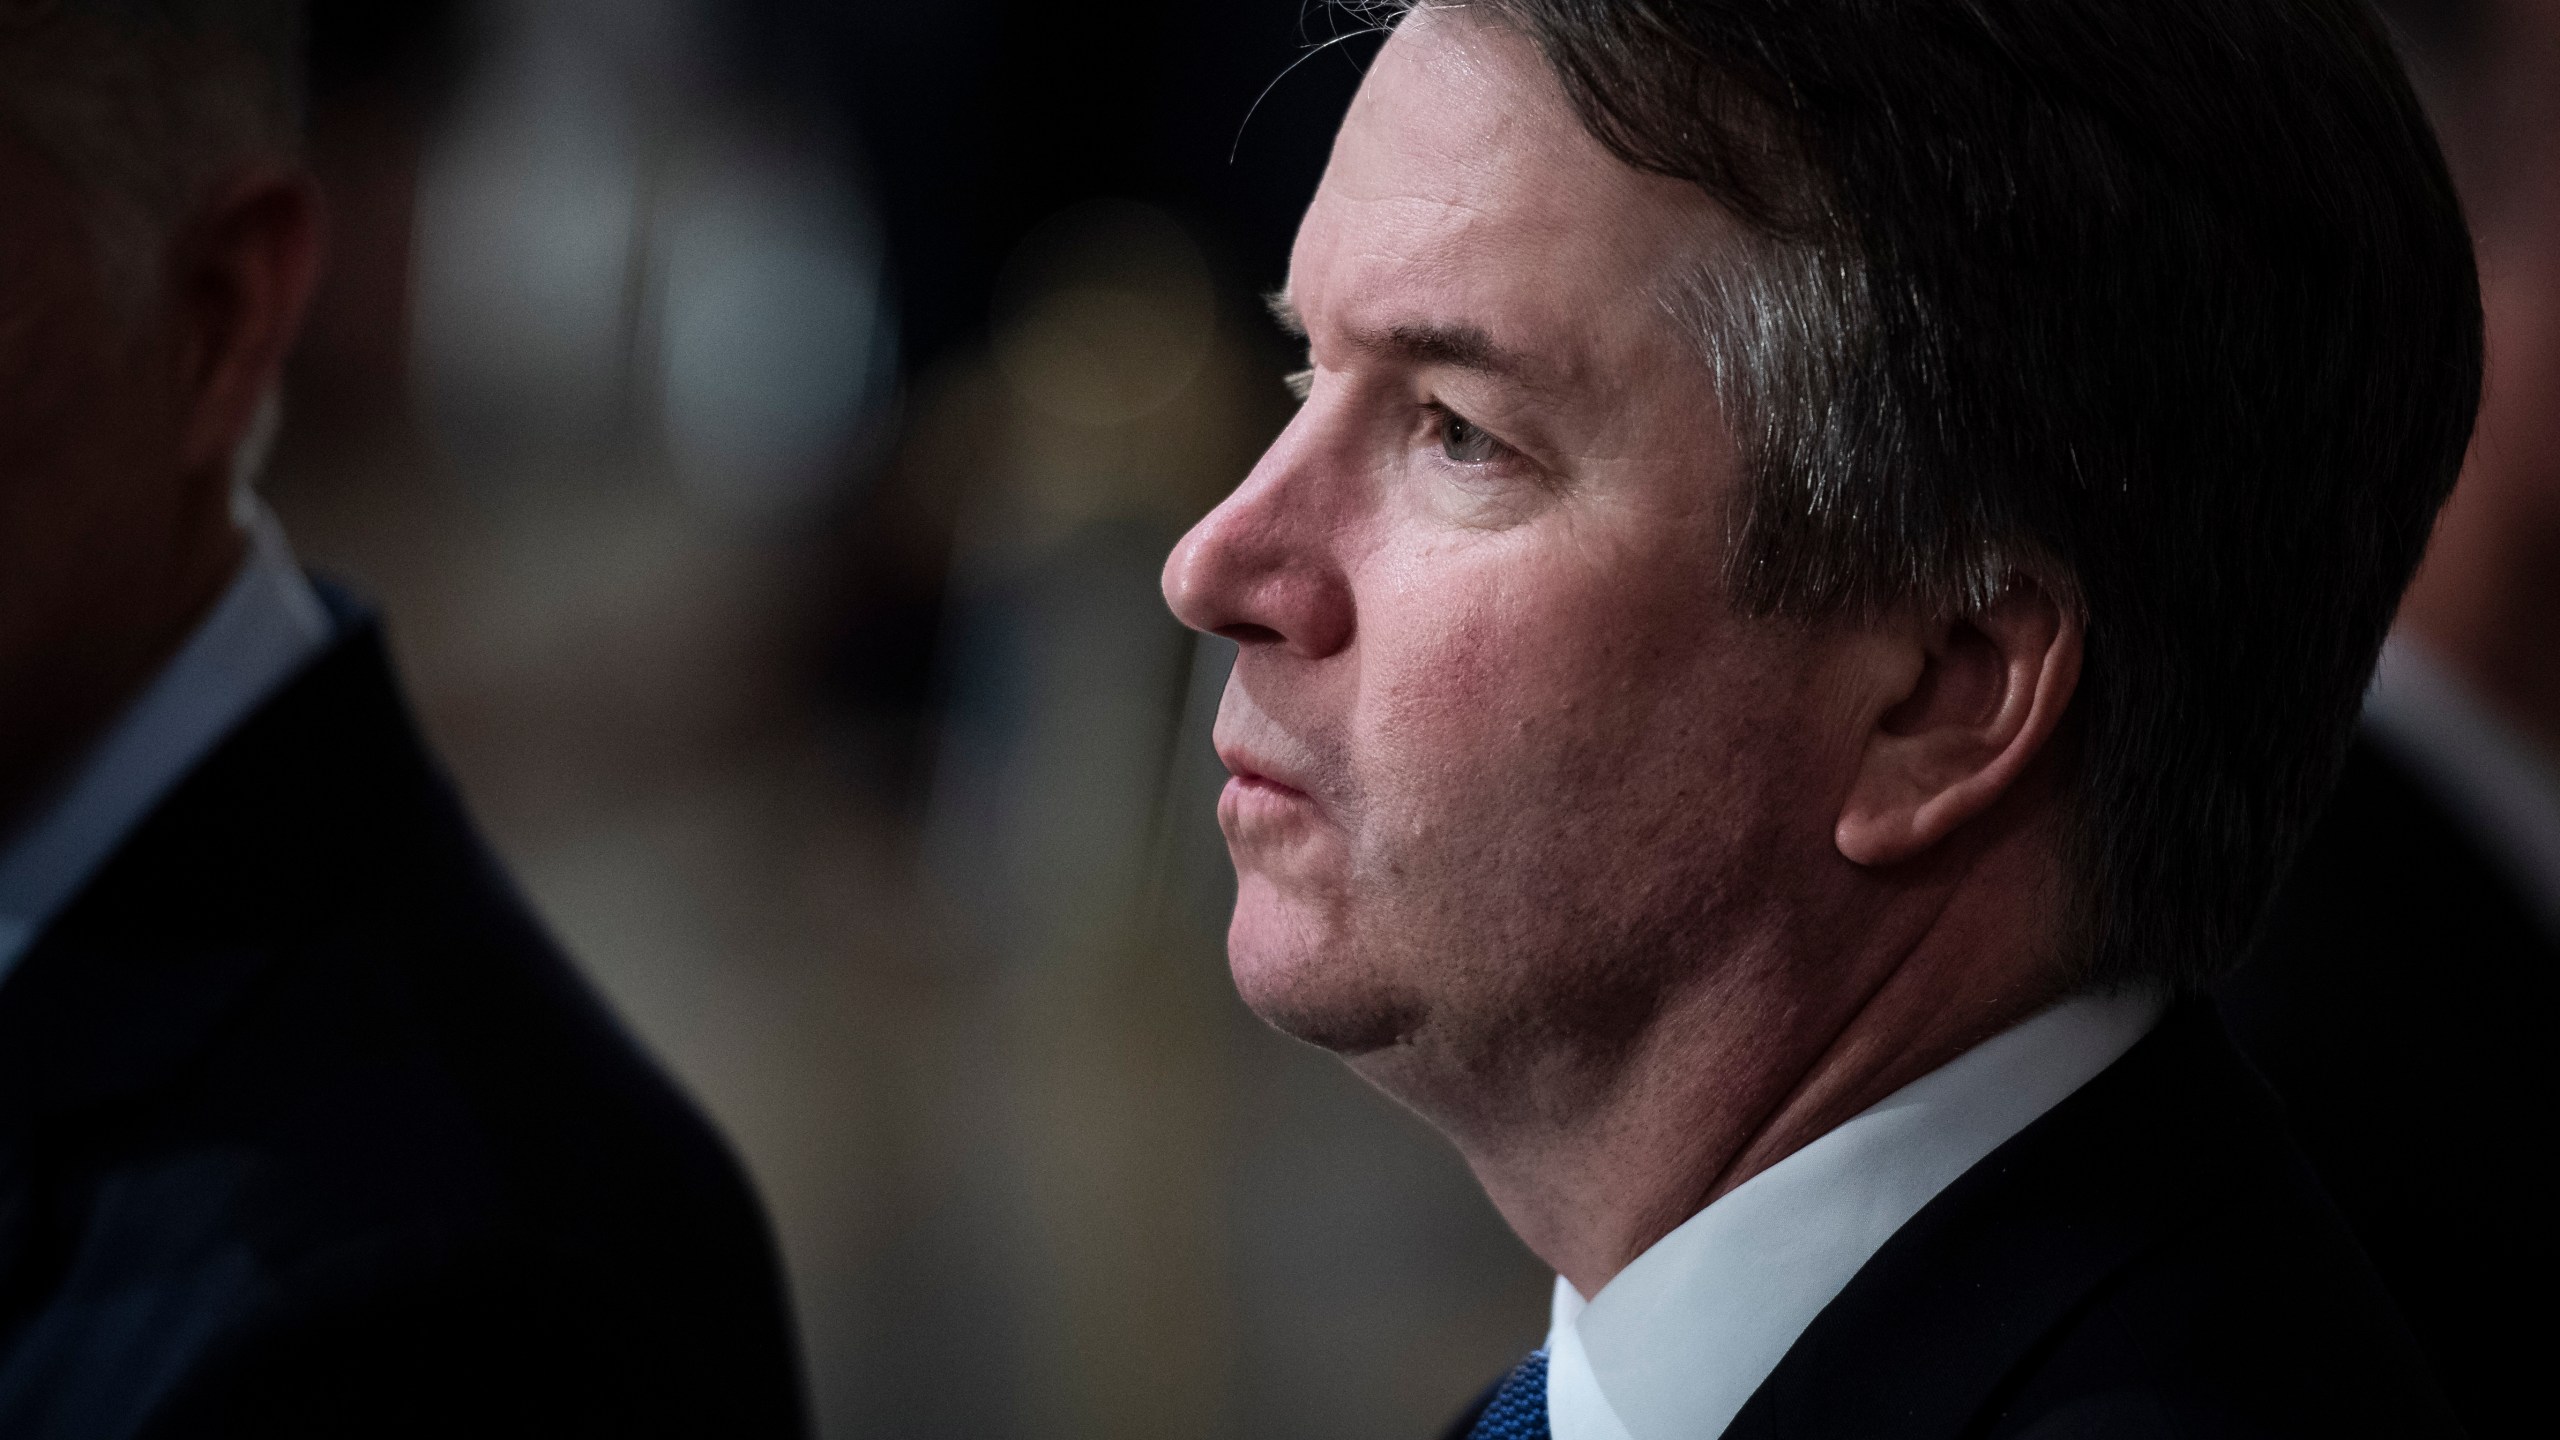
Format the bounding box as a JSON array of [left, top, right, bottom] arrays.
[[1405, 0, 2483, 991]]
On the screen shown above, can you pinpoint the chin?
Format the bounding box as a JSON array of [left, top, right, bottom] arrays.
[[1227, 879, 1421, 1056]]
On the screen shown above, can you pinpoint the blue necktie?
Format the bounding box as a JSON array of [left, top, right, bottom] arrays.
[[1467, 1349, 1551, 1440]]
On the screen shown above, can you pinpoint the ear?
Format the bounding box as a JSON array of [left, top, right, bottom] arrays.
[[1835, 583, 2082, 868], [168, 169, 328, 486]]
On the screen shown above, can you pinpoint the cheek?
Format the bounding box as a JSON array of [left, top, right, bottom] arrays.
[[0, 291, 132, 474], [1352, 552, 1712, 828], [1341, 530, 1842, 923]]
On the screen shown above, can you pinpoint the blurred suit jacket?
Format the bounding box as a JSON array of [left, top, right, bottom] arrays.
[[2222, 729, 2555, 1440], [1442, 1004, 2459, 1440], [0, 607, 808, 1438]]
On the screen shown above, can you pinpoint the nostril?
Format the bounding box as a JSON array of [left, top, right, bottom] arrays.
[[1216, 623, 1285, 646]]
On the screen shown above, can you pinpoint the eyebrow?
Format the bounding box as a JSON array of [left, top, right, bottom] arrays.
[[1264, 285, 1543, 383], [1265, 287, 1307, 339]]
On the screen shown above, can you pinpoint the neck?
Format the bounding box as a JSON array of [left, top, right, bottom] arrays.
[[0, 496, 245, 842], [1443, 813, 2067, 1298]]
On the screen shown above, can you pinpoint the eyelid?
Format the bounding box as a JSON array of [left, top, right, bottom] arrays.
[[1424, 400, 1574, 505], [1283, 368, 1315, 402]]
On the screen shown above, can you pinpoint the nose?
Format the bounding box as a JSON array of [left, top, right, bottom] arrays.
[[1161, 417, 1355, 658]]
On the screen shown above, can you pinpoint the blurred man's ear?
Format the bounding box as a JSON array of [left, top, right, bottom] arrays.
[[168, 170, 327, 489], [1834, 582, 2081, 868]]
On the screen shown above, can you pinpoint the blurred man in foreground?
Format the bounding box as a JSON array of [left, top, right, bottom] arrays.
[[0, 5, 805, 1433], [1165, 2, 2479, 1436], [2224, 1, 2559, 1432]]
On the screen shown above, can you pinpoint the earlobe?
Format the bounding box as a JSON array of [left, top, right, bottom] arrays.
[[1835, 584, 2082, 868]]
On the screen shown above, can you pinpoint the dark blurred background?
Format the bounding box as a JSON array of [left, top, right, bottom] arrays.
[[273, 3, 1549, 1438]]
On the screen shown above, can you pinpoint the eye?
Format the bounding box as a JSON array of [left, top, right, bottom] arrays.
[[1283, 368, 1315, 402], [1437, 408, 1501, 465]]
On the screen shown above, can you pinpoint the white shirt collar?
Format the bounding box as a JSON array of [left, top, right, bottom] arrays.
[[2362, 636, 2560, 941], [0, 506, 334, 984], [1543, 987, 2168, 1440]]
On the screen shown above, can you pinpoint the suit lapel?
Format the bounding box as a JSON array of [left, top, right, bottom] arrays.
[[0, 621, 419, 1349], [1720, 1006, 2271, 1440], [0, 616, 416, 1135], [0, 619, 437, 1436]]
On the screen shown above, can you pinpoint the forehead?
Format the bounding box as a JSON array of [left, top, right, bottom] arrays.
[[1292, 10, 1728, 348]]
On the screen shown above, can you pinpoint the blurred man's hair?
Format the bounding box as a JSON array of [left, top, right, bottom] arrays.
[[0, 0, 305, 308], [1397, 0, 2482, 994], [2368, 0, 2543, 211], [2372, 0, 2487, 76]]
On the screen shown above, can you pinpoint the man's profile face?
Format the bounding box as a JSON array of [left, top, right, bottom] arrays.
[[0, 120, 108, 473], [0, 112, 203, 821], [1163, 11, 1860, 1094], [0, 123, 143, 643]]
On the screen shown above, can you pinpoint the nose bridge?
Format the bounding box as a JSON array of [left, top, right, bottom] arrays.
[[1163, 407, 1352, 654], [1205, 415, 1316, 562]]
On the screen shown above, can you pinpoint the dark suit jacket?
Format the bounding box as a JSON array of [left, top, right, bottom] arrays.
[[0, 608, 808, 1438], [2221, 733, 2553, 1440], [1444, 1005, 2459, 1439]]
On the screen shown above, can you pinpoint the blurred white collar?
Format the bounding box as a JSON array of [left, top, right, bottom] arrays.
[[2363, 637, 2560, 940], [0, 506, 333, 985], [1543, 988, 2167, 1440]]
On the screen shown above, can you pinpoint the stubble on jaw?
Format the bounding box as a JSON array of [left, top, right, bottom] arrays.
[[1269, 665, 1835, 1137], [1224, 524, 1850, 1139]]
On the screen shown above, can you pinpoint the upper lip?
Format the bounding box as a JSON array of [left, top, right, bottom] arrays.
[[1216, 741, 1311, 798]]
